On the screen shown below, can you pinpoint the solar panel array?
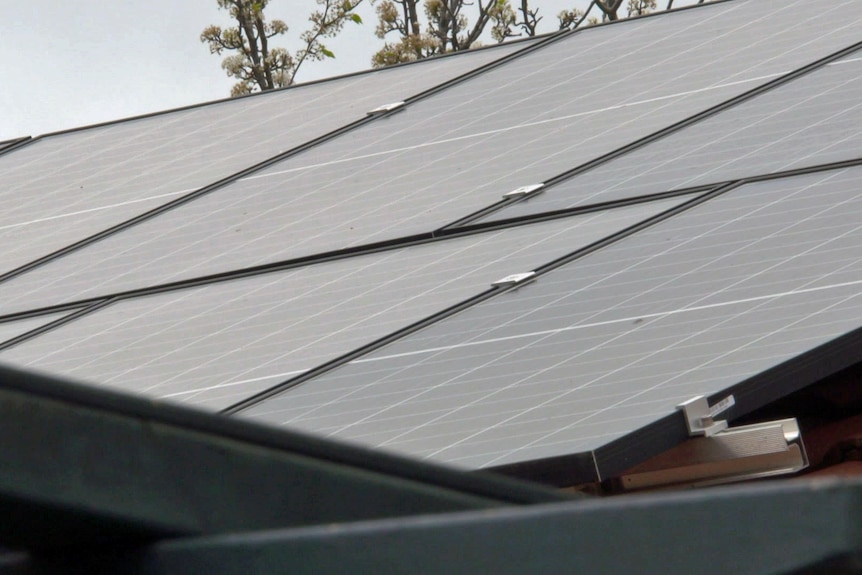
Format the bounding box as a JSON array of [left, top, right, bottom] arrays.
[[3, 0, 862, 483], [1, 198, 684, 409], [245, 166, 862, 469], [0, 40, 530, 276]]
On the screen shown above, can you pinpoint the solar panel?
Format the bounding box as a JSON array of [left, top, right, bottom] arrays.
[[481, 54, 862, 221], [240, 166, 862, 473], [0, 41, 529, 275], [0, 198, 684, 409], [4, 0, 860, 316]]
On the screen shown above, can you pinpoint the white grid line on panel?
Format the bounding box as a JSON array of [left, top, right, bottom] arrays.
[[0, 189, 194, 233], [241, 78, 781, 184]]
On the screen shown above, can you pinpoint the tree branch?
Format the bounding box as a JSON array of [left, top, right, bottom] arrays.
[[595, 0, 623, 21], [518, 0, 541, 36], [464, 0, 498, 48]]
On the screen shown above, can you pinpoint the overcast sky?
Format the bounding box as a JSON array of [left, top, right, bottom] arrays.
[[1, 1, 697, 141]]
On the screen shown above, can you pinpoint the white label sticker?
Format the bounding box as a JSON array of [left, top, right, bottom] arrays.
[[709, 394, 735, 417]]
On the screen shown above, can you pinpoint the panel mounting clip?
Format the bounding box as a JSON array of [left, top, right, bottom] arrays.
[[502, 183, 545, 199], [367, 101, 406, 116], [492, 271, 536, 288], [677, 394, 735, 437]]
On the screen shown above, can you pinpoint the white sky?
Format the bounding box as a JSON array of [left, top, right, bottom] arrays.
[[0, 1, 696, 141]]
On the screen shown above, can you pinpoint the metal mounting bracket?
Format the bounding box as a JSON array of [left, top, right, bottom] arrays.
[[677, 395, 735, 437]]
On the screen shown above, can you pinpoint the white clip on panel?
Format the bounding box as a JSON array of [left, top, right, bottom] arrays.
[[491, 272, 536, 287], [502, 183, 545, 198], [367, 101, 406, 115]]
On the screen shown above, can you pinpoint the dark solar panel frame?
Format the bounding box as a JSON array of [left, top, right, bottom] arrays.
[[0, 224, 451, 319], [0, 311, 77, 348], [0, 300, 113, 352], [0, 137, 31, 158], [442, 40, 862, 229]]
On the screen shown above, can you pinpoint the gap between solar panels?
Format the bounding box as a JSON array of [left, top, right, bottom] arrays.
[[0, 299, 116, 352], [437, 40, 862, 230], [0, 31, 568, 289], [222, 183, 735, 415]]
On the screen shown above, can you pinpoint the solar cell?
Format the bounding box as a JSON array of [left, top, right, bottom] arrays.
[[0, 41, 529, 275], [481, 54, 862, 221], [4, 0, 861, 316], [241, 166, 862, 472], [0, 198, 683, 409]]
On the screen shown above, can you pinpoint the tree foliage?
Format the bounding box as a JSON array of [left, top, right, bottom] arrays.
[[202, 0, 365, 96]]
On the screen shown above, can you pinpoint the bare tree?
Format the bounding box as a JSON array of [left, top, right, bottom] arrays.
[[518, 0, 543, 36], [371, 0, 672, 67], [203, 0, 714, 82], [627, 0, 658, 16], [558, 4, 599, 30], [202, 0, 365, 96], [371, 0, 525, 66], [559, 0, 687, 30]]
